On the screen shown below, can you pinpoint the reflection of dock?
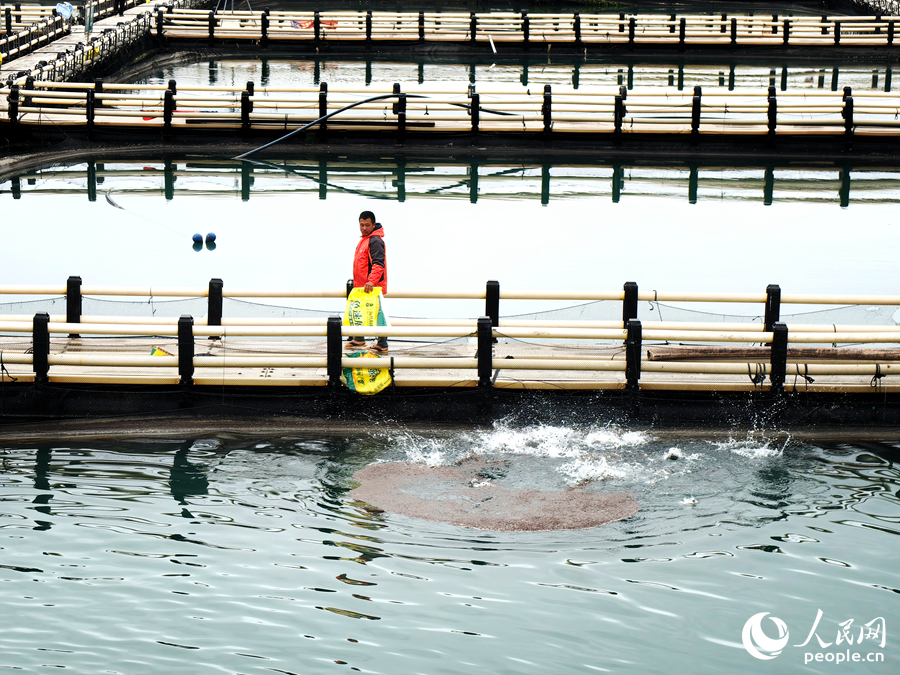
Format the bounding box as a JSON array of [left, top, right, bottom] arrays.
[[3, 157, 896, 207], [4, 280, 900, 427]]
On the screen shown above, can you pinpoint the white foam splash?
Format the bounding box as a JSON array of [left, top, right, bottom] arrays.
[[709, 438, 785, 459], [558, 456, 631, 483], [664, 447, 683, 460]]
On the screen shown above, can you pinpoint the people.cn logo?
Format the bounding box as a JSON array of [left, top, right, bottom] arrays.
[[742, 612, 791, 660]]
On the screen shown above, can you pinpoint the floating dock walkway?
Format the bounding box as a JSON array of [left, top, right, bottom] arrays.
[[4, 78, 900, 157], [146, 9, 900, 58], [3, 279, 900, 427]]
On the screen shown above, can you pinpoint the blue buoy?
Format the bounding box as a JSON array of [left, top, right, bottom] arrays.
[[192, 233, 203, 243], [206, 232, 216, 243]]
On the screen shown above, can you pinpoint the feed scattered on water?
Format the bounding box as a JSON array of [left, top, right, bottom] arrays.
[[350, 461, 639, 532]]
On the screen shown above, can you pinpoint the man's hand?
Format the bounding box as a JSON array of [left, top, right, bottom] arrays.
[[364, 282, 374, 293]]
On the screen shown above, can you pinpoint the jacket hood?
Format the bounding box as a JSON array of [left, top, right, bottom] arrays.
[[362, 224, 384, 239]]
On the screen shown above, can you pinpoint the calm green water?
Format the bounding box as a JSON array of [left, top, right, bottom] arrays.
[[0, 428, 897, 673]]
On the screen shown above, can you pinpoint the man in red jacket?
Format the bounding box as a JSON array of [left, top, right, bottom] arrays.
[[347, 210, 389, 353]]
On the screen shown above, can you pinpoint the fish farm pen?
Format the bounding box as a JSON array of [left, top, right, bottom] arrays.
[[3, 279, 900, 426]]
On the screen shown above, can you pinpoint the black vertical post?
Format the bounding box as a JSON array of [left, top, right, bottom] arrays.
[[318, 82, 327, 135], [614, 93, 624, 133], [542, 85, 551, 133], [764, 284, 781, 331], [691, 85, 701, 134], [241, 161, 251, 201], [628, 16, 635, 44], [834, 21, 841, 44], [767, 86, 777, 135], [731, 17, 737, 44], [208, 10, 215, 41], [396, 158, 406, 202], [522, 11, 529, 43], [574, 12, 581, 43], [314, 11, 320, 41], [839, 166, 850, 208], [612, 164, 622, 203], [669, 13, 676, 33], [619, 12, 624, 33], [485, 280, 500, 329], [163, 88, 174, 130], [240, 90, 251, 133], [261, 9, 268, 41], [764, 166, 774, 206], [156, 9, 164, 41], [346, 279, 354, 297], [889, 21, 894, 45], [783, 18, 790, 44], [87, 160, 97, 202], [769, 322, 787, 395], [66, 276, 82, 336], [4, 7, 11, 33], [365, 10, 371, 41], [92, 78, 103, 108], [178, 315, 194, 386], [622, 281, 638, 322], [327, 315, 342, 388], [7, 85, 19, 123], [821, 14, 828, 35], [470, 91, 479, 131], [418, 11, 424, 41], [842, 86, 853, 136], [164, 160, 174, 201], [886, 67, 892, 93], [728, 63, 735, 90], [469, 12, 476, 44], [32, 312, 50, 384], [477, 316, 493, 387], [625, 319, 642, 391], [679, 17, 686, 45], [721, 13, 727, 33], [208, 278, 223, 328], [541, 163, 550, 206]]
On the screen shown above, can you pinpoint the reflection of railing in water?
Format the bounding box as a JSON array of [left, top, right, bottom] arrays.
[[180, 58, 899, 94], [3, 280, 900, 395], [4, 158, 898, 207]]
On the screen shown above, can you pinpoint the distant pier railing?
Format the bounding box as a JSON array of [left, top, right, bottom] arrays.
[[2, 0, 209, 86], [4, 80, 900, 140], [149, 9, 900, 50], [3, 279, 900, 394]]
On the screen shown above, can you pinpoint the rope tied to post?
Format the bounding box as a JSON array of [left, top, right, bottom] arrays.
[[748, 362, 765, 385], [0, 351, 18, 382], [871, 363, 884, 389], [793, 363, 814, 391]]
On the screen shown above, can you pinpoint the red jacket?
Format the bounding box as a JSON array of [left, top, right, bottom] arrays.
[[353, 225, 387, 294]]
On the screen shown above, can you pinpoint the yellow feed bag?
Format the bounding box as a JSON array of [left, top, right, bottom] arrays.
[[342, 288, 392, 395]]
